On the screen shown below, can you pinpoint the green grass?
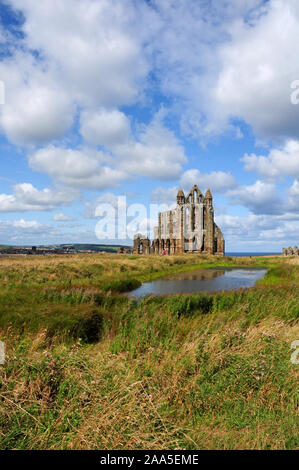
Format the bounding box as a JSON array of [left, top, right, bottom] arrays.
[[0, 254, 298, 449]]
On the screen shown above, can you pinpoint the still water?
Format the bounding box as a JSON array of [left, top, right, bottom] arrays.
[[127, 267, 267, 299]]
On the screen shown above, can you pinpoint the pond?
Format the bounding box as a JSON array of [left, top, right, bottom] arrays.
[[127, 267, 267, 299]]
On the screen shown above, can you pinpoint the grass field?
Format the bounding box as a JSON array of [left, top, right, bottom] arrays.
[[0, 253, 298, 450]]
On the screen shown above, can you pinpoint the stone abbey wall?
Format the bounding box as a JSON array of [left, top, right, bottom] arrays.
[[282, 246, 299, 256], [133, 184, 225, 255]]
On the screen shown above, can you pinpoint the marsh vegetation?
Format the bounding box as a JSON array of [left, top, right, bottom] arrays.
[[0, 254, 298, 449]]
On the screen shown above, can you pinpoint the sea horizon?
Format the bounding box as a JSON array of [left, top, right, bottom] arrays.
[[226, 252, 281, 257]]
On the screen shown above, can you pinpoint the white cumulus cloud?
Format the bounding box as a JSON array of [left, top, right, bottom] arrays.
[[0, 183, 78, 212], [53, 213, 76, 222], [80, 109, 131, 147], [242, 140, 299, 180], [29, 146, 128, 189], [228, 180, 282, 215], [180, 169, 237, 194]]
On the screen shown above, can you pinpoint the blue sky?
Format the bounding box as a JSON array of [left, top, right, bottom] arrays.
[[0, 0, 299, 251]]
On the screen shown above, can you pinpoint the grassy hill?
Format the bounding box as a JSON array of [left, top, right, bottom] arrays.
[[0, 254, 298, 449], [0, 244, 131, 253], [67, 243, 131, 252]]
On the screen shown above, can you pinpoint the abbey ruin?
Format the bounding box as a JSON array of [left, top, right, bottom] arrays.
[[133, 185, 225, 255], [282, 246, 299, 256]]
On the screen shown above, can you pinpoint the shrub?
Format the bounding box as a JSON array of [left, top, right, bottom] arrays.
[[94, 293, 105, 306], [173, 259, 186, 265], [212, 291, 240, 311], [70, 311, 103, 343], [168, 294, 213, 318], [102, 279, 141, 293]]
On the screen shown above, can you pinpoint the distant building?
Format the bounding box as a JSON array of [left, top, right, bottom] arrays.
[[133, 184, 225, 255]]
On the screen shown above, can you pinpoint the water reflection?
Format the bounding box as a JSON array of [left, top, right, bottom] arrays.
[[164, 269, 226, 281], [127, 267, 267, 299]]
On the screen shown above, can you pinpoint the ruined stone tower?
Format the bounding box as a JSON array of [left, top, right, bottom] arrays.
[[134, 184, 225, 255]]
